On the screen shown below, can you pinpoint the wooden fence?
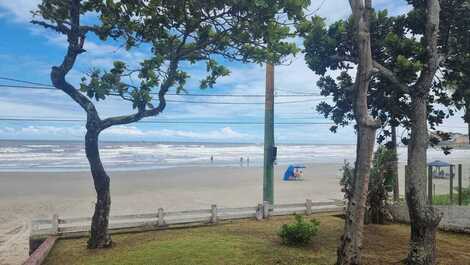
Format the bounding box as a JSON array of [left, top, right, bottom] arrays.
[[31, 199, 344, 239]]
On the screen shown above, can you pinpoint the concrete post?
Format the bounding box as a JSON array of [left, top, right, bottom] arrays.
[[306, 199, 312, 215], [256, 203, 263, 221], [51, 214, 59, 235], [157, 208, 165, 226], [210, 204, 218, 224], [263, 63, 275, 204], [263, 201, 270, 219]]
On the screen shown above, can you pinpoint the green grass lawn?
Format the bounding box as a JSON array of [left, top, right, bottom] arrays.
[[433, 188, 470, 206], [44, 214, 470, 265]]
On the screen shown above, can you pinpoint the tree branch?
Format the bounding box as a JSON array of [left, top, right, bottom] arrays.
[[371, 61, 410, 94], [101, 54, 181, 130], [48, 0, 100, 129], [331, 55, 410, 94], [31, 20, 70, 35]]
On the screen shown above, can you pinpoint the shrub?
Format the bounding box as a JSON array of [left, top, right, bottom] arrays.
[[278, 215, 320, 246]]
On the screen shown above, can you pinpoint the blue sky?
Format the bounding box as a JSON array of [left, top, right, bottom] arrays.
[[0, 0, 466, 144]]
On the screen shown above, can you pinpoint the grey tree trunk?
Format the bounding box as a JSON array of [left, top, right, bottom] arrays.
[[336, 1, 379, 264], [405, 1, 442, 264], [85, 129, 112, 249], [406, 95, 441, 265]]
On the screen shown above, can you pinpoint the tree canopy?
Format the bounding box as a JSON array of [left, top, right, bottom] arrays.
[[33, 0, 310, 128], [298, 7, 457, 146], [441, 1, 470, 139]]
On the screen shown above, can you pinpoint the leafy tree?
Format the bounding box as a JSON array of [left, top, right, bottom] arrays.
[[300, 0, 462, 263], [441, 1, 470, 142], [300, 1, 382, 263], [366, 146, 395, 225], [339, 161, 355, 202], [340, 146, 396, 225], [33, 0, 309, 249], [305, 10, 455, 202]]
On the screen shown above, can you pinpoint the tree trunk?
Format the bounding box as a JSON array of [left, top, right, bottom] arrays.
[[336, 1, 379, 264], [391, 125, 399, 202], [85, 129, 112, 249], [405, 95, 441, 265], [405, 0, 442, 264], [338, 127, 377, 265]]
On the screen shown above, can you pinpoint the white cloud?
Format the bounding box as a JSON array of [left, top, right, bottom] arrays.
[[0, 125, 253, 141], [0, 0, 39, 22], [104, 125, 250, 140], [0, 0, 416, 144]]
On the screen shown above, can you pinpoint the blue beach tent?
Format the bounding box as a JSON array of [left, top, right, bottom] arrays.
[[283, 164, 306, 181]]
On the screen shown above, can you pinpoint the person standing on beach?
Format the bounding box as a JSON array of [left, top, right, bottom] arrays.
[[210, 155, 214, 164], [247, 157, 250, 167], [240, 157, 243, 167]]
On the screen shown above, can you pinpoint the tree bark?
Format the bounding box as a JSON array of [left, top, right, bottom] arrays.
[[405, 1, 442, 264], [85, 129, 112, 249], [336, 1, 379, 264], [406, 95, 441, 265], [391, 125, 400, 202]]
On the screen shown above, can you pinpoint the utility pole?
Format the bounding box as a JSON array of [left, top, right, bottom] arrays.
[[263, 63, 275, 204]]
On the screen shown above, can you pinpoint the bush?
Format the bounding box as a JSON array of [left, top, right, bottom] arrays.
[[278, 215, 320, 246]]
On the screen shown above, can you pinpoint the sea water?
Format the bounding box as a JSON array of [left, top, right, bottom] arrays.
[[0, 140, 468, 172]]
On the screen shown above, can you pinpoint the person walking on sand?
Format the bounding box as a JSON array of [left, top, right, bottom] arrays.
[[246, 157, 250, 167], [240, 157, 243, 167], [210, 155, 214, 164]]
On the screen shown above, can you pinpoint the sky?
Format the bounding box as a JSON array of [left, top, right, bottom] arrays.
[[0, 0, 466, 144]]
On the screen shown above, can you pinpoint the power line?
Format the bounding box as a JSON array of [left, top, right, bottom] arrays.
[[0, 84, 54, 90], [0, 76, 322, 97], [0, 84, 318, 104], [0, 84, 321, 98], [165, 99, 314, 105], [0, 77, 51, 87], [0, 117, 332, 125]]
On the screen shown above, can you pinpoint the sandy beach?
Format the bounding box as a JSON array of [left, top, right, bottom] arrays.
[[2, 159, 469, 264], [0, 163, 345, 265]]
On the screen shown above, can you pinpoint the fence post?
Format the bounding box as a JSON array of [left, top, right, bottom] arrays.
[[263, 201, 270, 219], [210, 204, 218, 224], [458, 164, 463, 206], [51, 214, 59, 235], [157, 208, 166, 226], [306, 199, 312, 215], [428, 165, 433, 205], [256, 203, 263, 221], [450, 165, 454, 204]]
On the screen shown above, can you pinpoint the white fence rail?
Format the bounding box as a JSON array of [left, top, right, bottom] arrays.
[[31, 199, 345, 238]]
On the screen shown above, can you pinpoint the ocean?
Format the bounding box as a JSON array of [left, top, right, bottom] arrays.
[[0, 140, 468, 172]]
